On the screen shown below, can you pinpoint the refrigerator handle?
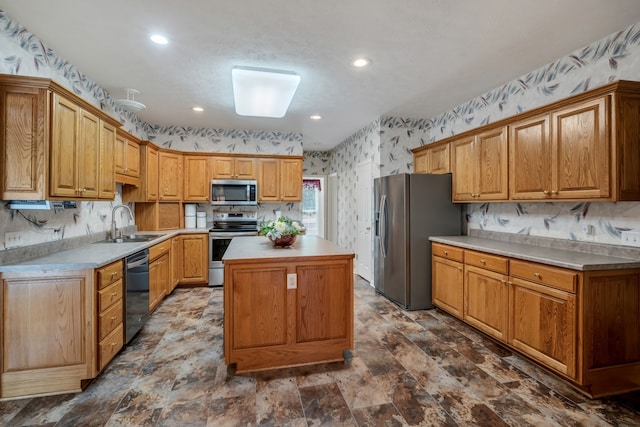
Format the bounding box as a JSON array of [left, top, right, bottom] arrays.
[[379, 195, 387, 258]]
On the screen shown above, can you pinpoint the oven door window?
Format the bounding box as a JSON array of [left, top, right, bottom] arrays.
[[211, 238, 232, 262]]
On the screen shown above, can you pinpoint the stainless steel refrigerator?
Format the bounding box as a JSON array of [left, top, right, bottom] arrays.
[[374, 173, 461, 310]]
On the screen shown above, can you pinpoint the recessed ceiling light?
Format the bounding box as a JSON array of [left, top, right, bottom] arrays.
[[352, 57, 371, 67], [192, 106, 204, 112], [150, 34, 168, 45], [310, 115, 322, 120], [232, 66, 301, 118]]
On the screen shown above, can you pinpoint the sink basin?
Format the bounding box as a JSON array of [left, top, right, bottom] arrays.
[[99, 234, 165, 244]]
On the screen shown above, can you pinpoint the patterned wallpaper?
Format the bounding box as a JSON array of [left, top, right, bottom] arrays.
[[149, 126, 303, 156], [329, 21, 640, 252]]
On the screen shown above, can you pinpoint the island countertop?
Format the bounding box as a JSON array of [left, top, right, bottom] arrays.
[[222, 235, 354, 263]]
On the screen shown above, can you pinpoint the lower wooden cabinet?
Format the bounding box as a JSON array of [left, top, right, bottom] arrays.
[[171, 236, 181, 291], [149, 242, 171, 313], [432, 242, 640, 397], [96, 260, 124, 372], [0, 269, 95, 399], [464, 264, 508, 341], [224, 256, 354, 373], [432, 256, 464, 318], [177, 234, 208, 284], [431, 243, 464, 318], [509, 276, 576, 378]]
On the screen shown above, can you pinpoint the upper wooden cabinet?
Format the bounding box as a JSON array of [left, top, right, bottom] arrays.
[[257, 157, 303, 202], [123, 143, 158, 202], [451, 126, 508, 202], [417, 80, 640, 202], [183, 155, 209, 201], [210, 156, 256, 179], [114, 129, 140, 186], [158, 151, 183, 201], [280, 158, 303, 201], [98, 121, 116, 199], [0, 75, 120, 201], [510, 97, 610, 200], [413, 142, 450, 174]]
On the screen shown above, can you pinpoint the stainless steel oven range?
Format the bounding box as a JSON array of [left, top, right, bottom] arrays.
[[209, 212, 257, 286]]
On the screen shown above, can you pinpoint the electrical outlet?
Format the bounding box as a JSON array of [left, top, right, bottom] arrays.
[[621, 231, 640, 247], [5, 231, 25, 249], [581, 224, 595, 241], [287, 273, 297, 289]]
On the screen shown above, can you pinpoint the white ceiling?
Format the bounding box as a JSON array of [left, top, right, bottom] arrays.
[[2, 1, 640, 151]]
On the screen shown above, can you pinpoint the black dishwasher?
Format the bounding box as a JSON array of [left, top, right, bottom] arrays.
[[124, 249, 150, 344]]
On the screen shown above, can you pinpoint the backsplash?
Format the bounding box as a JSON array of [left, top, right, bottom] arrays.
[[329, 21, 640, 252]]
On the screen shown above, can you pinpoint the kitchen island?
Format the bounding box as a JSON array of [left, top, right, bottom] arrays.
[[223, 235, 355, 373]]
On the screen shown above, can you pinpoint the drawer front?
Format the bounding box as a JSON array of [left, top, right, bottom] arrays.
[[149, 241, 170, 261], [98, 279, 123, 311], [99, 323, 124, 371], [432, 243, 464, 262], [97, 260, 123, 289], [510, 259, 578, 293], [99, 299, 123, 340], [465, 250, 508, 274]]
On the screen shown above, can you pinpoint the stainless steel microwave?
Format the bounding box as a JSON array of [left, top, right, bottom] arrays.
[[211, 179, 258, 206]]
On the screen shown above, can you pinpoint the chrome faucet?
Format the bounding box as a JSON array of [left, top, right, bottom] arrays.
[[111, 204, 134, 239]]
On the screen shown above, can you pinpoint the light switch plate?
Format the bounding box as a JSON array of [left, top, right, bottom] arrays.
[[287, 273, 297, 289]]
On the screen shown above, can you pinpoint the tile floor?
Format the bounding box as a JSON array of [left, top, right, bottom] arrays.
[[1, 277, 639, 426]]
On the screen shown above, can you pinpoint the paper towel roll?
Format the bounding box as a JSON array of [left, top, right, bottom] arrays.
[[185, 216, 196, 228], [184, 204, 196, 217], [197, 217, 206, 228], [196, 211, 206, 218]]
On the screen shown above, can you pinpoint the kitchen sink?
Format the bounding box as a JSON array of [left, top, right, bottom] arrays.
[[99, 234, 165, 244]]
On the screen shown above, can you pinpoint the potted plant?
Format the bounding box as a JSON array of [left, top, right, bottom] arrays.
[[259, 216, 303, 247]]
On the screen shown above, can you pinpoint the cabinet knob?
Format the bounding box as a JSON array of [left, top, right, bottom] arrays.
[[501, 279, 506, 284], [458, 267, 462, 271], [480, 259, 486, 264], [111, 342, 117, 347], [111, 316, 117, 321], [111, 292, 118, 297], [551, 190, 558, 195], [543, 190, 549, 195], [534, 272, 540, 278], [111, 271, 117, 277], [444, 250, 448, 255]]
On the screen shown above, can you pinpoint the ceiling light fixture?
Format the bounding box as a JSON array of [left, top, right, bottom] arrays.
[[150, 34, 168, 45], [231, 66, 300, 118], [352, 57, 371, 67], [114, 88, 146, 112], [310, 114, 322, 120], [192, 106, 204, 112]]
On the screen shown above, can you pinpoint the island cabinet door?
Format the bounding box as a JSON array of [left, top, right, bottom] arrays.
[[230, 266, 289, 350], [295, 260, 353, 344]]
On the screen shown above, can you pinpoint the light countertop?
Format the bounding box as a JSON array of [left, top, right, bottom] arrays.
[[0, 228, 210, 272], [430, 236, 640, 271], [223, 235, 354, 263]]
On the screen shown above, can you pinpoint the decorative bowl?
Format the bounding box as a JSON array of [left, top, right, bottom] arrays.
[[271, 234, 297, 247]]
